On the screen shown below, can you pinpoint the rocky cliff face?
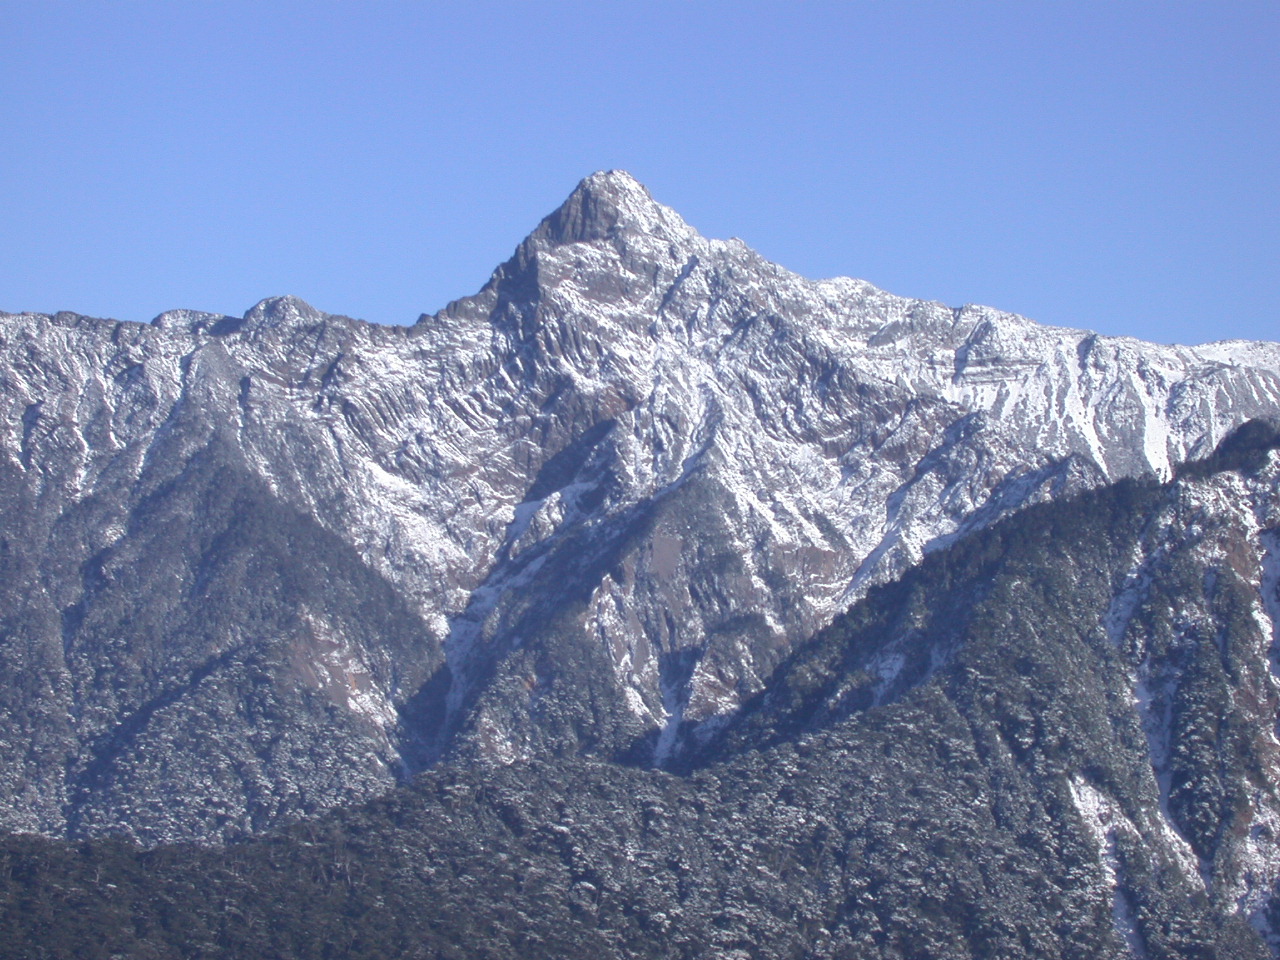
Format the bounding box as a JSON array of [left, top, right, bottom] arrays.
[[1, 171, 1279, 845]]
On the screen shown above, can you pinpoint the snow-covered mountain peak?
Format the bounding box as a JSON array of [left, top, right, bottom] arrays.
[[5, 173, 1280, 851], [529, 169, 698, 248]]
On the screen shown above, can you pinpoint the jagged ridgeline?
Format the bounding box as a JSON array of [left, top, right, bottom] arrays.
[[4, 428, 1280, 959], [2, 172, 1280, 956]]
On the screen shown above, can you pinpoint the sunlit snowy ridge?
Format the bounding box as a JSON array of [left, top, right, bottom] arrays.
[[1, 171, 1278, 848]]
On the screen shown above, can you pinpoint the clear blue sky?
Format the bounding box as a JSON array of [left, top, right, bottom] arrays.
[[2, 1, 1276, 345]]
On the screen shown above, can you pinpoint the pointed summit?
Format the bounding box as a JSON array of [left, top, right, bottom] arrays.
[[531, 170, 695, 246]]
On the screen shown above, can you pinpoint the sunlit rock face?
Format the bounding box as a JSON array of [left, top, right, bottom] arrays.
[[1, 171, 1278, 843]]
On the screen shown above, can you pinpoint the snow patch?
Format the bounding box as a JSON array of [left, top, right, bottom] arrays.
[[1067, 777, 1148, 958]]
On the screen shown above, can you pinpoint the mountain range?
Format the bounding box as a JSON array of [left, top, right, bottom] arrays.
[[2, 171, 1280, 958]]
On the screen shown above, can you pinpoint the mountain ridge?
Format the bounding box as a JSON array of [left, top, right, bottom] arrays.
[[0, 172, 1278, 847]]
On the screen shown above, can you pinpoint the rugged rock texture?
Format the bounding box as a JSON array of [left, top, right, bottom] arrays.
[[1, 172, 1279, 847]]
